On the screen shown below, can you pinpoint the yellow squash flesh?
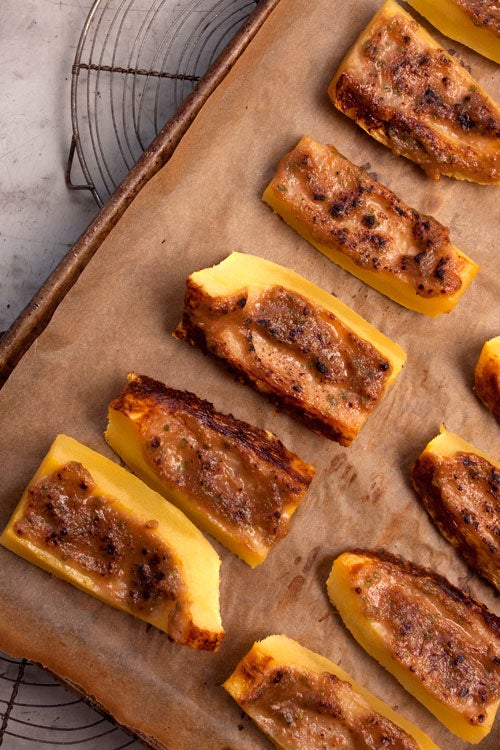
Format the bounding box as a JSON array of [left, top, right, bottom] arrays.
[[0, 434, 224, 651], [417, 424, 500, 467], [105, 373, 316, 567], [407, 0, 500, 64], [263, 135, 479, 316], [174, 252, 407, 445], [223, 634, 439, 750], [475, 336, 500, 420], [327, 551, 500, 742]]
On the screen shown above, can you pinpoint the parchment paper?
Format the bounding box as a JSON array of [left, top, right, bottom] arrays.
[[0, 1, 499, 748]]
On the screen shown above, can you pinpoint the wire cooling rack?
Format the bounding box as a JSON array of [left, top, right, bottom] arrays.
[[66, 0, 258, 206], [0, 653, 139, 749], [1, 1, 257, 747]]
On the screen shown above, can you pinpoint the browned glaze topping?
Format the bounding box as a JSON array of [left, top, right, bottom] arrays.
[[456, 0, 500, 35], [179, 283, 392, 444], [412, 451, 500, 591], [112, 375, 314, 550], [239, 661, 418, 749], [274, 141, 464, 297], [15, 462, 185, 616], [475, 360, 500, 422], [332, 10, 500, 180], [348, 549, 500, 725]]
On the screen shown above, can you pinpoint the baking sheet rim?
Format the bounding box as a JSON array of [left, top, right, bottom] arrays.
[[0, 0, 281, 390]]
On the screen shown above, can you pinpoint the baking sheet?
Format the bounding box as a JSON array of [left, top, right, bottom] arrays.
[[0, 0, 499, 748]]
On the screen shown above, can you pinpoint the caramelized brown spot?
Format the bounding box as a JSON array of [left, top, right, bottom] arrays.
[[16, 462, 185, 616]]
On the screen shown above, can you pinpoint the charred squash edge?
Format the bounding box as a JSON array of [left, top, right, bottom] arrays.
[[263, 135, 479, 317], [105, 373, 316, 568], [415, 424, 500, 468]]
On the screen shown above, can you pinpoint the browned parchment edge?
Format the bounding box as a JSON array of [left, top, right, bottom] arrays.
[[0, 0, 281, 390]]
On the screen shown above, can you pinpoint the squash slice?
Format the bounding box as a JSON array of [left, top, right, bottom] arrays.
[[105, 373, 316, 567], [328, 0, 500, 183], [0, 434, 224, 651], [411, 425, 500, 591], [263, 135, 478, 316], [475, 335, 500, 421], [174, 252, 406, 446], [223, 634, 439, 750], [407, 0, 500, 64], [327, 549, 500, 742]]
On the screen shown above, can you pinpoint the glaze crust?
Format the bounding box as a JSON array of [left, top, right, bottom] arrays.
[[107, 373, 315, 565], [329, 0, 500, 182], [412, 449, 500, 591]]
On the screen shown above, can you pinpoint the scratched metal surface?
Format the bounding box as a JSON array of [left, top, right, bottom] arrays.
[[0, 0, 255, 747]]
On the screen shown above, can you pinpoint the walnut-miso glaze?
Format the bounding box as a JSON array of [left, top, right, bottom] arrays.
[[329, 0, 500, 182], [454, 0, 500, 34], [412, 450, 500, 591], [344, 550, 500, 727], [268, 137, 467, 300], [177, 282, 393, 445], [237, 661, 419, 750], [107, 373, 315, 565], [15, 462, 186, 617]]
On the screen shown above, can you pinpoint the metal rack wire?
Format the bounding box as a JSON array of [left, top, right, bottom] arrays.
[[0, 652, 141, 748], [66, 0, 258, 206]]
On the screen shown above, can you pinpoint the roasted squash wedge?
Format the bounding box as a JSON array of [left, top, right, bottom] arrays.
[[223, 634, 439, 750], [327, 549, 500, 742], [0, 434, 224, 651], [105, 373, 316, 567], [328, 0, 500, 183], [174, 252, 406, 446], [263, 135, 478, 316], [475, 336, 500, 421], [407, 0, 500, 64], [411, 425, 500, 591]]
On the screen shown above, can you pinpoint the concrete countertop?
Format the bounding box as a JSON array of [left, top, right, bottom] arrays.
[[1, 0, 98, 334]]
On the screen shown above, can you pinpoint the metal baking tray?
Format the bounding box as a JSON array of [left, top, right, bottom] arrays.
[[0, 0, 279, 389]]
